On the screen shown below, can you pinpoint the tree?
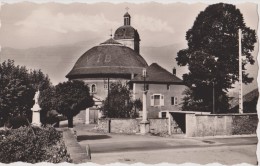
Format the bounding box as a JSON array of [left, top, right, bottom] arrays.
[[101, 82, 140, 118], [38, 86, 56, 124], [52, 80, 94, 128], [0, 60, 52, 126], [28, 69, 52, 91], [176, 3, 257, 112]]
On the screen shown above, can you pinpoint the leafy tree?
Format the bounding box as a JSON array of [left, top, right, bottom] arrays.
[[28, 69, 52, 91], [51, 80, 94, 128], [39, 86, 56, 124], [133, 98, 143, 117], [176, 3, 257, 112], [0, 60, 51, 126], [101, 82, 140, 118]]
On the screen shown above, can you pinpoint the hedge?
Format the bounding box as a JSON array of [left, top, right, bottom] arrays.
[[0, 126, 71, 163]]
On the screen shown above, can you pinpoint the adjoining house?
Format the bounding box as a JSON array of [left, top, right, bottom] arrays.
[[129, 63, 186, 118], [66, 11, 186, 123]]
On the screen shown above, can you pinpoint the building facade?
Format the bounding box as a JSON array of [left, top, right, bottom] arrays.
[[66, 11, 186, 123]]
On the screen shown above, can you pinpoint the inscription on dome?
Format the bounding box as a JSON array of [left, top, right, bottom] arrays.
[[105, 54, 111, 62], [97, 54, 101, 62]]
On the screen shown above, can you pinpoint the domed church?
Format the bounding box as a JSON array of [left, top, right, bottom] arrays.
[[66, 11, 186, 123]]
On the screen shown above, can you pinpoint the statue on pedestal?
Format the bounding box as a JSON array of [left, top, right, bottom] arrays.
[[34, 90, 40, 105], [31, 90, 41, 126]]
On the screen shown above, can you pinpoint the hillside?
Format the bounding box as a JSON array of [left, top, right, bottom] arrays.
[[1, 41, 186, 85], [229, 88, 258, 113]]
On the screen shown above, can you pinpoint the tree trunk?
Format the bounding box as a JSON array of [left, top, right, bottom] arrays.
[[68, 116, 73, 128]]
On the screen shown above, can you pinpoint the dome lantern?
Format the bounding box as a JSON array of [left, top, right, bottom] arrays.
[[124, 7, 131, 26]]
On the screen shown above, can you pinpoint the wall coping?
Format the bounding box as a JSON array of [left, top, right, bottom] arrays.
[[194, 113, 258, 116], [99, 118, 140, 120], [161, 110, 211, 114]]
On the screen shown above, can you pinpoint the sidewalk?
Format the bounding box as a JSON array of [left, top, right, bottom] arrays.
[[59, 123, 91, 163]]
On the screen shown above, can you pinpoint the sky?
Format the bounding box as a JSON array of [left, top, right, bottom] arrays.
[[0, 1, 258, 93]]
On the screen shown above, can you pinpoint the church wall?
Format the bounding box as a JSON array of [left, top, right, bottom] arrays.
[[134, 83, 187, 118], [115, 39, 135, 50], [74, 78, 129, 101]]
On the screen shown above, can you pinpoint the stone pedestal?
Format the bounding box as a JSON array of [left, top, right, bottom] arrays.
[[140, 121, 150, 134], [31, 104, 41, 126], [140, 90, 150, 134], [85, 108, 90, 124]]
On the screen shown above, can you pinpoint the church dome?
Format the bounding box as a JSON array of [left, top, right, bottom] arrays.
[[66, 38, 147, 79], [114, 25, 140, 40]]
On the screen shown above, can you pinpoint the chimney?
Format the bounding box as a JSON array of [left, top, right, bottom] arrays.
[[172, 67, 176, 75]]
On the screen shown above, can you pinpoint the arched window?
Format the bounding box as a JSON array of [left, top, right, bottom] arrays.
[[91, 84, 96, 93]]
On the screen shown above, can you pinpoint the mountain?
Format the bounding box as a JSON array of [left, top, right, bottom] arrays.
[[1, 41, 186, 85], [1, 41, 257, 95]]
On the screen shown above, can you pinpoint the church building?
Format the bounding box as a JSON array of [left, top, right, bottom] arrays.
[[66, 11, 186, 123]]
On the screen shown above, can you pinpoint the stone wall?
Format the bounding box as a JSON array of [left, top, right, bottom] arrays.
[[149, 118, 168, 134], [96, 118, 109, 132], [97, 118, 183, 135], [110, 119, 140, 134], [97, 118, 141, 134], [186, 113, 258, 137], [231, 114, 258, 135]]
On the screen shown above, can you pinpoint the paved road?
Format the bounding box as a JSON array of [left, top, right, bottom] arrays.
[[73, 124, 257, 164]]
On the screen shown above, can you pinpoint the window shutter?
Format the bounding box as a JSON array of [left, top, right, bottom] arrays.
[[160, 95, 164, 106], [150, 95, 154, 106]]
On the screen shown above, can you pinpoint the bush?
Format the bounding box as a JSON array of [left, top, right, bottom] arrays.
[[44, 116, 60, 127], [0, 126, 71, 163], [5, 116, 30, 129]]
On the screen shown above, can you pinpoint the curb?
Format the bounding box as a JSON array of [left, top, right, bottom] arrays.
[[62, 129, 91, 163]]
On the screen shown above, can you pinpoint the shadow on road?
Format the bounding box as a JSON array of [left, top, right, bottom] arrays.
[[77, 135, 111, 141]]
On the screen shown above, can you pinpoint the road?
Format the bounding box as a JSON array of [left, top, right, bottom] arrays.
[[74, 124, 258, 165]]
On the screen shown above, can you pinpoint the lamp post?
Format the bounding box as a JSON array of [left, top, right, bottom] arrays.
[[140, 68, 149, 134]]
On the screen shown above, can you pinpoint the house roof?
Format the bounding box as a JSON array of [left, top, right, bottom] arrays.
[[66, 39, 148, 79], [130, 63, 183, 84]]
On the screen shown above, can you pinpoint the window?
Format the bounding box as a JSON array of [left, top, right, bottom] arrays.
[[91, 84, 96, 93], [167, 84, 170, 90], [154, 95, 160, 106], [150, 94, 164, 106], [104, 83, 108, 90], [171, 97, 178, 105]]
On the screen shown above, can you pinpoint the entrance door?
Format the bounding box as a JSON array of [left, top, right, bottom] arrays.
[[89, 109, 99, 124]]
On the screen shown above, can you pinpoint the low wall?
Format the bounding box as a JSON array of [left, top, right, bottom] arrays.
[[186, 113, 258, 137], [149, 118, 183, 135], [96, 118, 109, 133], [97, 117, 183, 135], [149, 118, 168, 134], [97, 118, 141, 134], [111, 119, 140, 134]]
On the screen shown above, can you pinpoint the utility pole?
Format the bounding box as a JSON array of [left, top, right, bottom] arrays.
[[213, 82, 215, 114], [238, 29, 243, 114]]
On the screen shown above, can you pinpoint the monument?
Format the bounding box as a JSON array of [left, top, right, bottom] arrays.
[[31, 90, 41, 126]]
